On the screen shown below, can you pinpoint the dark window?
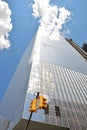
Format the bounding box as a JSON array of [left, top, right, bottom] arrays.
[[44, 104, 49, 115], [55, 106, 61, 117]]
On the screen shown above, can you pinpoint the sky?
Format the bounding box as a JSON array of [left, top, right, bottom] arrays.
[[0, 0, 87, 102]]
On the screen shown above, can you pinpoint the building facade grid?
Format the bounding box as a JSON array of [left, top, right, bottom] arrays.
[[23, 62, 87, 130]]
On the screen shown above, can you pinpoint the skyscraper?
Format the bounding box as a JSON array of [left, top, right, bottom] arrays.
[[0, 27, 87, 130]]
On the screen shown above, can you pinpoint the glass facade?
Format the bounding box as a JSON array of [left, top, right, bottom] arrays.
[[23, 62, 87, 130], [22, 28, 87, 130], [0, 28, 87, 130]]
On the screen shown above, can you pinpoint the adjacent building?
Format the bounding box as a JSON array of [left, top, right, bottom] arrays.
[[0, 27, 87, 130]]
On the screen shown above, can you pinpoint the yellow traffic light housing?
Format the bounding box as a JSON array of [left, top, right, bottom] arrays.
[[29, 99, 37, 112], [38, 95, 47, 109], [29, 95, 47, 112]]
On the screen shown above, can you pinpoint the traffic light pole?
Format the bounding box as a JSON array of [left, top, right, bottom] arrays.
[[25, 92, 39, 130], [25, 111, 33, 130]]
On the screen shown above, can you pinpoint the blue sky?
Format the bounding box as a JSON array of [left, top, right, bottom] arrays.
[[0, 0, 87, 102]]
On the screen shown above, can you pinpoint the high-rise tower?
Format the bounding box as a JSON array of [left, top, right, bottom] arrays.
[[0, 27, 87, 130]]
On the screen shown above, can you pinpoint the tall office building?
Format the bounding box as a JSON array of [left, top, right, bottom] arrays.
[[0, 27, 87, 130]]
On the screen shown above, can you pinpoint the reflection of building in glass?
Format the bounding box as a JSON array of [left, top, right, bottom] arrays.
[[0, 27, 87, 130]]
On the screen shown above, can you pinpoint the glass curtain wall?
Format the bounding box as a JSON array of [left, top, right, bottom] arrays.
[[23, 62, 87, 130]]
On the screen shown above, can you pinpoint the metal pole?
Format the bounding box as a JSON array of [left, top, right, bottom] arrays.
[[36, 92, 39, 98], [25, 92, 39, 130], [26, 111, 33, 130]]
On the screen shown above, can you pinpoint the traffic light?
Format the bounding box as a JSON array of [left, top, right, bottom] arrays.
[[29, 95, 47, 112], [29, 99, 37, 112], [38, 95, 47, 109]]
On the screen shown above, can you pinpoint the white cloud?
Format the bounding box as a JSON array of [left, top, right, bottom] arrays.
[[32, 0, 71, 41], [63, 28, 70, 35], [0, 0, 12, 50], [32, 0, 50, 18]]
